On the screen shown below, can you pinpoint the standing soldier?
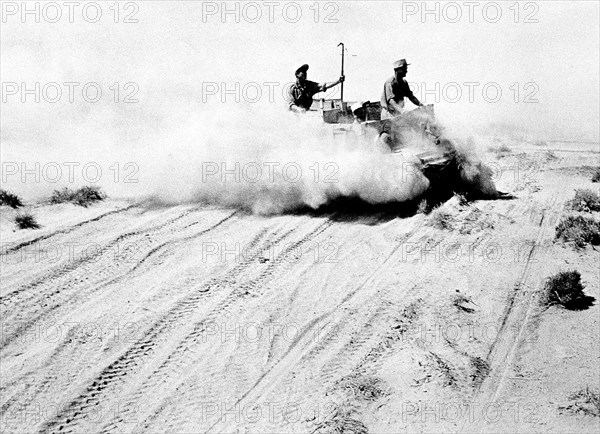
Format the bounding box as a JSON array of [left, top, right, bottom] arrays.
[[381, 59, 425, 119], [287, 64, 345, 113]]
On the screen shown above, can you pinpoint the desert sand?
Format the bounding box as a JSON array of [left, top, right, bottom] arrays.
[[1, 140, 599, 433]]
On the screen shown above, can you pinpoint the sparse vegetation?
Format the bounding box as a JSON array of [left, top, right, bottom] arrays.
[[592, 168, 600, 183], [313, 408, 368, 434], [50, 186, 107, 207], [15, 212, 40, 230], [429, 207, 455, 230], [455, 192, 469, 206], [453, 293, 475, 313], [417, 199, 429, 214], [542, 271, 589, 309], [0, 189, 23, 208], [533, 140, 547, 147], [541, 149, 559, 162], [560, 386, 600, 417], [488, 143, 512, 157], [569, 189, 600, 212], [333, 375, 389, 401], [470, 356, 490, 386], [427, 351, 457, 387], [555, 215, 600, 248], [315, 375, 388, 433]]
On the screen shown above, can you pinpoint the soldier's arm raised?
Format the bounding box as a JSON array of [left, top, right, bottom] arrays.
[[319, 75, 345, 92]]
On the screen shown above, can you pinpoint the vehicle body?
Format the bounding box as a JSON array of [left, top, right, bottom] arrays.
[[309, 98, 465, 198]]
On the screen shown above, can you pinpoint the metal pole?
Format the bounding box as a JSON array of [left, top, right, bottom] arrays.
[[337, 42, 344, 103]]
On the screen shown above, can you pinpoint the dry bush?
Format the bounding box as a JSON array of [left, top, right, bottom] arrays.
[[50, 186, 107, 207], [592, 168, 600, 183], [15, 213, 40, 230], [470, 356, 490, 386], [569, 189, 600, 212], [333, 375, 389, 402], [560, 386, 600, 417], [555, 215, 600, 248], [313, 409, 368, 434], [542, 271, 590, 309], [453, 294, 475, 313], [0, 189, 23, 208], [417, 199, 429, 215], [429, 207, 455, 230], [488, 143, 512, 157]]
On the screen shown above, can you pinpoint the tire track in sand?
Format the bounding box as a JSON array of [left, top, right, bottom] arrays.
[[103, 218, 334, 433], [460, 193, 564, 433], [202, 219, 426, 434], [38, 218, 332, 434], [0, 211, 240, 428], [0, 207, 217, 350]]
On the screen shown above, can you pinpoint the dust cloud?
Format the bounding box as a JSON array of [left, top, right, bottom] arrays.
[[2, 102, 506, 214], [137, 106, 431, 214]]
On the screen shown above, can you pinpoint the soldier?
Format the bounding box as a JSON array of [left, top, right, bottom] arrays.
[[381, 59, 425, 119], [287, 64, 345, 113]]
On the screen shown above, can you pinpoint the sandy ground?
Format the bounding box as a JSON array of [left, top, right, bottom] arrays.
[[1, 141, 599, 433]]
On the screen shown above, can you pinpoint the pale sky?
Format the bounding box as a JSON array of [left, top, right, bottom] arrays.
[[1, 1, 599, 145]]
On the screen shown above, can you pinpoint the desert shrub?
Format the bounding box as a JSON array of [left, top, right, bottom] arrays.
[[50, 186, 107, 207], [313, 408, 368, 434], [0, 189, 23, 208], [429, 207, 455, 230], [72, 186, 107, 206], [455, 192, 469, 206], [592, 168, 600, 183], [533, 140, 547, 147], [453, 294, 475, 313], [15, 213, 40, 230], [555, 215, 600, 248], [49, 188, 73, 204], [488, 143, 512, 156], [561, 387, 600, 417], [543, 271, 587, 309], [470, 356, 490, 385], [569, 189, 600, 212], [334, 375, 389, 401], [417, 199, 429, 214]]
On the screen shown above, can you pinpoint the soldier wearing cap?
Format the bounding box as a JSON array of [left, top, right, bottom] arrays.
[[381, 59, 424, 119], [287, 64, 345, 113]]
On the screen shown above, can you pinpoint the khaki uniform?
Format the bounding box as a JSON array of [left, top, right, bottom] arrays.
[[380, 76, 416, 119], [287, 80, 323, 111]]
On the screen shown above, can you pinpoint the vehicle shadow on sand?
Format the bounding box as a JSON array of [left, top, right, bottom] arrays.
[[292, 190, 516, 225], [291, 189, 513, 225]]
